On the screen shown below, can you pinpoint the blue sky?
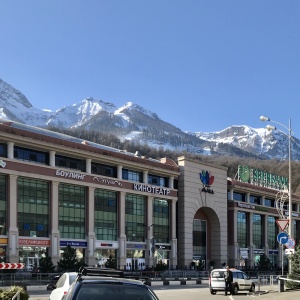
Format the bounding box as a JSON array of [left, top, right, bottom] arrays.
[[1, 1, 300, 135]]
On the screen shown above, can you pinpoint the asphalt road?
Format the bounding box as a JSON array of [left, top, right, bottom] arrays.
[[26, 283, 300, 300]]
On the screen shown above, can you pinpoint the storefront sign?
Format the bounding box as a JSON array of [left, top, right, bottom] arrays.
[[93, 177, 122, 186], [238, 165, 288, 190], [254, 249, 265, 254], [237, 202, 255, 210], [239, 248, 249, 259], [284, 211, 299, 218], [269, 250, 279, 255], [56, 170, 86, 180], [0, 238, 8, 245], [155, 245, 171, 250], [95, 241, 118, 248], [126, 243, 146, 249], [133, 184, 171, 196], [0, 160, 6, 168], [19, 238, 50, 246], [60, 241, 87, 247]]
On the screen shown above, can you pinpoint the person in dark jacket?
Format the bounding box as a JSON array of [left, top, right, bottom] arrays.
[[223, 266, 233, 295]]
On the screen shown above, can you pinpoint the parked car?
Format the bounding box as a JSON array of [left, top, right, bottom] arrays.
[[47, 274, 63, 290], [49, 272, 77, 300], [62, 267, 159, 300], [209, 268, 255, 295]]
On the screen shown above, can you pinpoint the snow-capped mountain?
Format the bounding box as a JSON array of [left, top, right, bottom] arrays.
[[1, 78, 299, 160]]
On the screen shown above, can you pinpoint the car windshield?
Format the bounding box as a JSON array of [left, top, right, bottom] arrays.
[[75, 283, 157, 300]]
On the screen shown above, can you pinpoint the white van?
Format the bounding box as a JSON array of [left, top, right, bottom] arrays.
[[209, 268, 255, 295]]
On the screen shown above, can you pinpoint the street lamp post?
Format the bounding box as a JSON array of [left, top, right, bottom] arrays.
[[260, 116, 293, 273]]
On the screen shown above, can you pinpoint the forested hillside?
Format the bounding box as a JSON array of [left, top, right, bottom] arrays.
[[49, 126, 300, 196]]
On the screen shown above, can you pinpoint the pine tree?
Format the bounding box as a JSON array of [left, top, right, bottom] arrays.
[[104, 255, 117, 269], [286, 245, 300, 289], [39, 252, 55, 273], [57, 245, 79, 272]]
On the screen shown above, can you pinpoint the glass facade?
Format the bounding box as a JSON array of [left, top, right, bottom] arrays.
[[14, 146, 49, 165], [55, 155, 86, 172], [153, 199, 170, 243], [94, 189, 118, 241], [250, 195, 262, 205], [148, 174, 169, 187], [265, 198, 275, 207], [0, 143, 7, 158], [17, 177, 49, 237], [59, 184, 86, 239], [253, 214, 263, 248], [91, 162, 117, 178], [237, 212, 247, 247], [267, 216, 277, 249], [122, 169, 143, 183], [232, 192, 246, 202], [125, 194, 146, 242], [193, 219, 206, 262]]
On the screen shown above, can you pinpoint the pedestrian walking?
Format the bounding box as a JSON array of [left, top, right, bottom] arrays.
[[223, 266, 233, 296]]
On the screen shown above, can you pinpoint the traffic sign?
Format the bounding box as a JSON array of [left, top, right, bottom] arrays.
[[277, 232, 289, 244], [286, 238, 296, 249], [0, 263, 24, 269], [285, 249, 295, 255], [276, 219, 289, 231]]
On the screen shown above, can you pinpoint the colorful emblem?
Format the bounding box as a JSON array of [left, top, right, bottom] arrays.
[[199, 170, 214, 186]]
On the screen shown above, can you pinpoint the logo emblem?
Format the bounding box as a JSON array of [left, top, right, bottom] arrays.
[[199, 170, 214, 194]]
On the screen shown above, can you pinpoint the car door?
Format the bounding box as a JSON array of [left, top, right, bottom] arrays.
[[235, 271, 247, 290], [241, 272, 251, 289], [210, 270, 225, 289], [50, 274, 67, 300]]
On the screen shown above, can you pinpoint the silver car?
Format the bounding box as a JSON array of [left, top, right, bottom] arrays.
[[209, 268, 255, 295]]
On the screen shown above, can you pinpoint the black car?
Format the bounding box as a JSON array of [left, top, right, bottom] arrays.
[[62, 267, 159, 300]]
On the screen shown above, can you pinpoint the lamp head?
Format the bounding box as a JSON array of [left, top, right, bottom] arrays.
[[260, 116, 270, 122], [266, 125, 276, 131]]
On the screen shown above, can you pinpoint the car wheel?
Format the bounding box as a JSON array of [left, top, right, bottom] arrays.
[[232, 284, 239, 295], [210, 290, 216, 295], [249, 283, 255, 293]]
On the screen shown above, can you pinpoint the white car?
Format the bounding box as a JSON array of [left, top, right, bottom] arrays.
[[209, 268, 255, 295], [49, 272, 77, 300]]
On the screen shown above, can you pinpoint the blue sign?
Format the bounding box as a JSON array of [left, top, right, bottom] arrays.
[[60, 241, 87, 247], [277, 232, 289, 245]]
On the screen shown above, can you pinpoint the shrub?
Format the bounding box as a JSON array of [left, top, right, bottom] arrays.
[[0, 285, 29, 300]]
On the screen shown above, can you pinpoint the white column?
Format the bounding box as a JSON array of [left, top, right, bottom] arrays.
[[169, 176, 174, 189], [7, 142, 14, 159], [118, 192, 126, 269], [87, 187, 95, 266], [147, 196, 154, 266], [170, 199, 177, 267], [117, 165, 122, 180], [86, 158, 91, 174], [49, 181, 60, 265], [8, 174, 18, 262], [49, 151, 56, 167], [143, 171, 148, 184]]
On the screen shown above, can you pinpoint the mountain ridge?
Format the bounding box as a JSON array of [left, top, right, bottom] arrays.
[[1, 78, 299, 161]]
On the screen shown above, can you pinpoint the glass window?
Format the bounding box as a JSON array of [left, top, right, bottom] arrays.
[[237, 212, 247, 247], [122, 169, 143, 183], [233, 192, 246, 202], [55, 155, 86, 172], [148, 174, 169, 187], [14, 146, 49, 165], [153, 199, 170, 243], [94, 189, 118, 241], [250, 195, 262, 205], [0, 143, 7, 158], [253, 214, 263, 248], [0, 175, 6, 235], [59, 184, 86, 239], [18, 177, 49, 237], [267, 216, 277, 249], [265, 198, 275, 208], [91, 163, 117, 178], [125, 194, 145, 242], [193, 219, 206, 261]]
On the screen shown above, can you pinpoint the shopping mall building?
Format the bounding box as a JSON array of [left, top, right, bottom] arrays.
[[0, 120, 298, 270]]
